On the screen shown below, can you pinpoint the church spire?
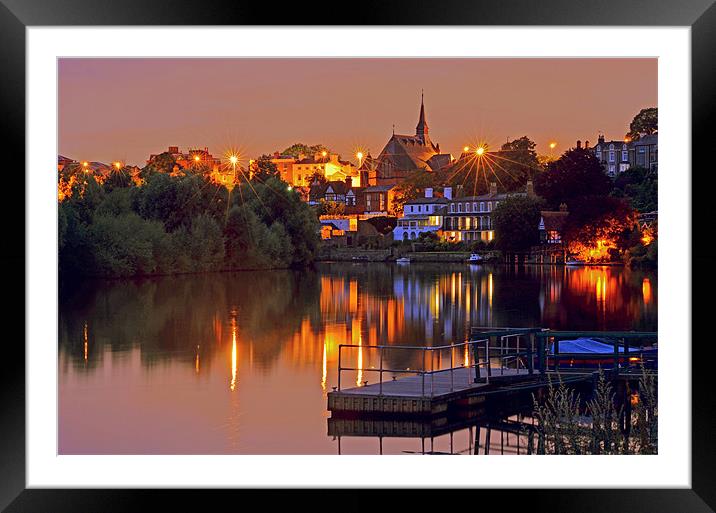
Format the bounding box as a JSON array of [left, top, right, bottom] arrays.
[[415, 89, 429, 144]]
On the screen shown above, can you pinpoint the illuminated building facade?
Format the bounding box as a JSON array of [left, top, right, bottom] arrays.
[[442, 183, 530, 242], [286, 152, 360, 187], [393, 188, 448, 241], [593, 133, 658, 176]]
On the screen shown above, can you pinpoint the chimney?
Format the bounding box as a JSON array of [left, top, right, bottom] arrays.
[[444, 186, 452, 200], [576, 140, 582, 149], [425, 187, 433, 198], [526, 180, 534, 196], [559, 202, 568, 212], [585, 140, 590, 149], [598, 133, 605, 144], [489, 182, 497, 196]]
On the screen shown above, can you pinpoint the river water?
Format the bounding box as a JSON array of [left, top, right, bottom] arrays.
[[59, 262, 657, 454]]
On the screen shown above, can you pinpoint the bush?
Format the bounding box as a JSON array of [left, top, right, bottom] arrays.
[[87, 213, 169, 277]]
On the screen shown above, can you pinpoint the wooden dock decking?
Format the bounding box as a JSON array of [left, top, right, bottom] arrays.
[[328, 367, 544, 415]]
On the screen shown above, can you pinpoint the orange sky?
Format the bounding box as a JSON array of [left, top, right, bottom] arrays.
[[59, 58, 657, 166]]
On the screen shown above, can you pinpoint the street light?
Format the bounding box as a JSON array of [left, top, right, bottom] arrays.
[[463, 146, 470, 153], [475, 147, 485, 156], [356, 151, 363, 168]]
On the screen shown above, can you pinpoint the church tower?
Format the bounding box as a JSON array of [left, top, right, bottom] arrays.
[[415, 90, 429, 145]]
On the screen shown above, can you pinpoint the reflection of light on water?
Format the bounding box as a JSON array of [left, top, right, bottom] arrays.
[[596, 275, 607, 305], [195, 345, 200, 374], [433, 286, 440, 316], [464, 344, 469, 367], [83, 322, 88, 362], [356, 333, 363, 386], [642, 278, 652, 305], [321, 341, 327, 391], [230, 317, 238, 392], [488, 273, 493, 308]]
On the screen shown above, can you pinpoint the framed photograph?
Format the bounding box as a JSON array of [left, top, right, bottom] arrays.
[[4, 0, 714, 510]]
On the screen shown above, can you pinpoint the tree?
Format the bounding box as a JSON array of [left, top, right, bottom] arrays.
[[444, 136, 542, 196], [307, 171, 327, 186], [318, 200, 345, 216], [492, 195, 544, 251], [611, 166, 658, 213], [141, 152, 177, 179], [626, 108, 657, 141], [496, 136, 542, 190], [392, 169, 441, 215], [281, 143, 328, 159], [252, 156, 279, 182], [535, 147, 611, 209], [562, 196, 636, 262]]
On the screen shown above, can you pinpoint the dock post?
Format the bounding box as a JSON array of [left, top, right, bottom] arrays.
[[450, 344, 454, 392], [527, 332, 534, 375], [486, 336, 493, 380], [473, 340, 482, 383], [554, 338, 560, 372], [338, 345, 342, 391], [379, 347, 384, 395], [537, 335, 546, 376], [422, 349, 426, 396]]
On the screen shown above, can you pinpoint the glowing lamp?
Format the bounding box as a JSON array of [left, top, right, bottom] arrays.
[[549, 142, 557, 149], [463, 146, 470, 152], [194, 155, 201, 162], [476, 147, 485, 156]]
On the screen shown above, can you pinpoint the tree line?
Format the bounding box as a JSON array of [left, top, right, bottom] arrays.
[[59, 170, 320, 279]]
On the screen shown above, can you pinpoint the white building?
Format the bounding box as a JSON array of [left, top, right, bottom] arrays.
[[393, 188, 448, 241]]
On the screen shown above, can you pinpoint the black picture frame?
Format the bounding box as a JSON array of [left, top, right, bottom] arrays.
[[2, 0, 713, 511]]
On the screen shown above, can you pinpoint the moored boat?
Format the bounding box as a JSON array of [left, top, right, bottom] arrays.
[[547, 337, 657, 369], [396, 257, 411, 264]]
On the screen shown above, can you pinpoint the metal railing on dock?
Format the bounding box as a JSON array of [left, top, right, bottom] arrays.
[[336, 328, 657, 398], [337, 328, 542, 397]]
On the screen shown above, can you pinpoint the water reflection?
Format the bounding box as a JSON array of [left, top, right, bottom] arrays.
[[59, 263, 656, 454]]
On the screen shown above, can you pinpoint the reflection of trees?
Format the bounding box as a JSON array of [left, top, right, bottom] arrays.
[[59, 263, 657, 376], [59, 270, 321, 372]]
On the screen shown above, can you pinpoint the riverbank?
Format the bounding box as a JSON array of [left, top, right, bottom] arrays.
[[317, 247, 500, 263]]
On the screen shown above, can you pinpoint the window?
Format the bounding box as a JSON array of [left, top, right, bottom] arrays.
[[450, 204, 454, 213], [466, 203, 471, 213], [458, 203, 462, 213], [622, 151, 628, 162], [487, 202, 492, 211], [473, 202, 477, 211], [596, 150, 602, 160], [480, 202, 485, 212], [609, 144, 614, 150], [609, 151, 615, 163]]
